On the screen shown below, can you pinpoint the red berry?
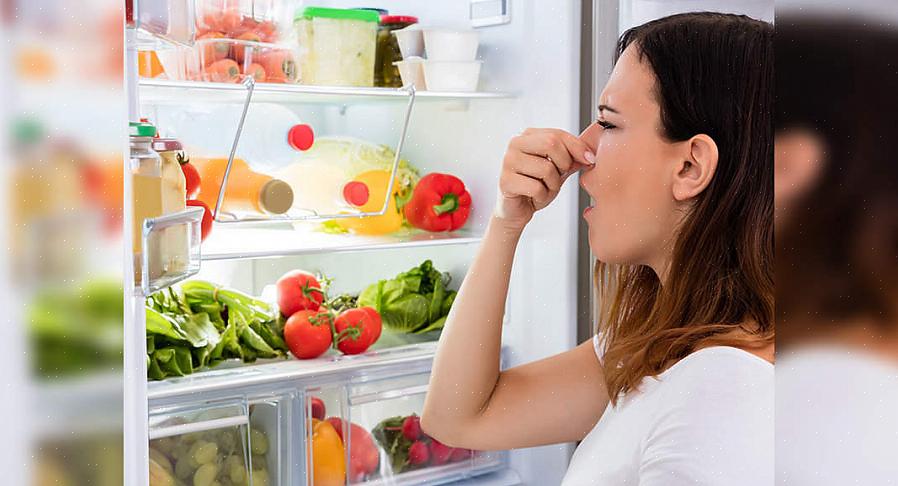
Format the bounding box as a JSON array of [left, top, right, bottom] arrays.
[[429, 439, 453, 466], [408, 441, 430, 466], [401, 415, 421, 442]]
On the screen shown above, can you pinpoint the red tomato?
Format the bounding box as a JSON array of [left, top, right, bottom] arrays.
[[360, 306, 382, 343], [186, 199, 213, 240], [276, 270, 325, 317], [334, 307, 381, 355], [180, 160, 201, 199], [326, 417, 380, 480], [284, 309, 333, 359]]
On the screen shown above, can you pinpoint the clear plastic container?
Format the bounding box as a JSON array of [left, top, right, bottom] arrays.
[[191, 38, 298, 83], [375, 15, 418, 87], [195, 0, 293, 43], [295, 7, 379, 87], [148, 399, 282, 486], [344, 373, 504, 484]]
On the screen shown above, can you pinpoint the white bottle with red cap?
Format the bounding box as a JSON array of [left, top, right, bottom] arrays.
[[172, 103, 315, 174]]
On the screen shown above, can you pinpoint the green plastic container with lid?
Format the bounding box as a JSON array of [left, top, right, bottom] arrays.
[[294, 7, 380, 87]]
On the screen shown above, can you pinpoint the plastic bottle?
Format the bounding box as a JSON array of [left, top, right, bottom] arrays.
[[192, 157, 294, 216], [173, 103, 314, 173], [335, 169, 403, 235]]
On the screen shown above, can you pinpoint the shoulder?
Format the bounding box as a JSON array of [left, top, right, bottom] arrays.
[[637, 347, 774, 485]]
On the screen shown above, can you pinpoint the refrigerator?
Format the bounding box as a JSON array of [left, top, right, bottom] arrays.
[[123, 1, 774, 485]]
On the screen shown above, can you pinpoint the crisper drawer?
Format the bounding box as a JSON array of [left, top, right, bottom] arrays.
[[303, 373, 505, 486], [148, 394, 290, 486]]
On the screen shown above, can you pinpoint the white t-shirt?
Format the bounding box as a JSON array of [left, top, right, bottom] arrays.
[[776, 347, 898, 485], [561, 337, 774, 485]]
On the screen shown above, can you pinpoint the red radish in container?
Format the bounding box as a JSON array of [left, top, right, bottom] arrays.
[[244, 63, 267, 82], [408, 441, 430, 466], [401, 415, 421, 441], [277, 270, 324, 316], [429, 439, 454, 465]]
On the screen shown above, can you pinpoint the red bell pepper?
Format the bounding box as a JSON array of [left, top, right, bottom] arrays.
[[403, 173, 472, 232]]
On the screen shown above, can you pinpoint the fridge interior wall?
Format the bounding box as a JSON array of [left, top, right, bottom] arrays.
[[140, 1, 582, 484]]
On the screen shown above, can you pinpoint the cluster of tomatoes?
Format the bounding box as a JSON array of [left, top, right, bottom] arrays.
[[277, 270, 382, 359]]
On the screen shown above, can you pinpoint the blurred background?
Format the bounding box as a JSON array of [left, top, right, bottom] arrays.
[[775, 1, 898, 484], [1, 0, 125, 485]]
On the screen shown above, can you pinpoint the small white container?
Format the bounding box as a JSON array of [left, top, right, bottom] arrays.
[[393, 26, 424, 59], [393, 57, 427, 89], [423, 29, 480, 61], [423, 60, 482, 92]]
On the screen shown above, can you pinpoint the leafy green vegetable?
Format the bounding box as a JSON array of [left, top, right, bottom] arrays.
[[145, 280, 288, 381], [358, 260, 457, 335]]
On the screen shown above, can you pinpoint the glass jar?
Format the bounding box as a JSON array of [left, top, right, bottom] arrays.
[[129, 121, 162, 285], [294, 7, 379, 87], [151, 138, 190, 278], [375, 15, 418, 87]]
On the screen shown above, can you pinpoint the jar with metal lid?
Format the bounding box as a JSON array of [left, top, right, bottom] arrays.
[[375, 15, 418, 87]]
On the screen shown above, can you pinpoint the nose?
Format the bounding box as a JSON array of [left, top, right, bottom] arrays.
[[579, 123, 600, 154]]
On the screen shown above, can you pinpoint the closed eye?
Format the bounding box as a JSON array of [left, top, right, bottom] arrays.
[[596, 119, 617, 130]]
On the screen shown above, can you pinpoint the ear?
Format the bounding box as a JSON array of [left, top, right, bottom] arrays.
[[774, 128, 826, 208], [672, 134, 718, 202]]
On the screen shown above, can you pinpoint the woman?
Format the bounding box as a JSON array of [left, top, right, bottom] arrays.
[[421, 12, 774, 485]]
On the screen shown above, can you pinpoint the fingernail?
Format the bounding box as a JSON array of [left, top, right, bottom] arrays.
[[584, 151, 596, 165]]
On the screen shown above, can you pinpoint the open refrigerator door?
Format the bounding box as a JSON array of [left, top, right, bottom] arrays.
[[127, 0, 583, 485]]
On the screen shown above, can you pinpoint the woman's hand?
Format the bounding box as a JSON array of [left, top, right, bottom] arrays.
[[494, 128, 595, 231]]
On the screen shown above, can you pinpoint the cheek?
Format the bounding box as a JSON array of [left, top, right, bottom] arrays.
[[585, 133, 673, 262]]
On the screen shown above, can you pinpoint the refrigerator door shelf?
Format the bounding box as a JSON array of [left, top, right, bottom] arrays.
[[139, 206, 204, 295]]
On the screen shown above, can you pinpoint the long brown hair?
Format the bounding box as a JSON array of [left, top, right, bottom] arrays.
[[595, 13, 774, 402]]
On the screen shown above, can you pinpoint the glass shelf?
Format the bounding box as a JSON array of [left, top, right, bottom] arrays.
[[200, 225, 483, 261], [148, 342, 439, 401], [139, 79, 515, 105]]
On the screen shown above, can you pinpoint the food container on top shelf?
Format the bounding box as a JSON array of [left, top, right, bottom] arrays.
[[393, 56, 426, 90], [375, 15, 418, 87], [423, 60, 483, 92], [195, 0, 293, 43], [294, 7, 380, 87], [190, 37, 297, 83], [422, 28, 480, 61], [393, 25, 424, 59]]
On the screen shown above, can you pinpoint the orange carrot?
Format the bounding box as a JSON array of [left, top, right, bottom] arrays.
[[259, 50, 296, 83], [234, 31, 262, 64], [206, 58, 240, 83], [198, 32, 229, 65], [244, 63, 267, 82]]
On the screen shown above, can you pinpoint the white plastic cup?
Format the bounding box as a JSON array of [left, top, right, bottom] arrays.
[[393, 57, 427, 90], [422, 60, 482, 92], [393, 26, 424, 59], [423, 29, 480, 61]]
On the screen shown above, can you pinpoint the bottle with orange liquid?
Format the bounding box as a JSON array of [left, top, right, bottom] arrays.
[[192, 157, 294, 216]]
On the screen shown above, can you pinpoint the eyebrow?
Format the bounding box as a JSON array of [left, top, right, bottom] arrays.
[[598, 104, 620, 114]]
